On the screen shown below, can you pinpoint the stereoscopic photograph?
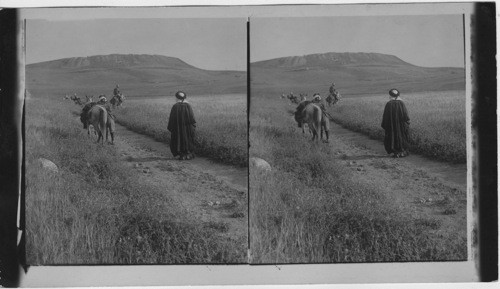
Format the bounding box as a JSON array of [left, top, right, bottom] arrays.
[[249, 15, 468, 264], [25, 13, 248, 264], [5, 2, 487, 286]]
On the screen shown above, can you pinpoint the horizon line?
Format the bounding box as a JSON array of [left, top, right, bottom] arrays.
[[251, 51, 465, 69], [26, 53, 246, 72], [27, 51, 465, 70]]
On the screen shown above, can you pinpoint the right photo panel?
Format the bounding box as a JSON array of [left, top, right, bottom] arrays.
[[249, 15, 467, 264]]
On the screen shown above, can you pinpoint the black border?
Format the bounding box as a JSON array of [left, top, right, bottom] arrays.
[[247, 17, 252, 261], [0, 8, 22, 287], [474, 2, 498, 282]]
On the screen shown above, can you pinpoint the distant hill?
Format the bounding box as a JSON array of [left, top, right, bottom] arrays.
[[27, 54, 246, 98], [28, 54, 197, 70], [254, 52, 410, 68], [251, 52, 465, 97]]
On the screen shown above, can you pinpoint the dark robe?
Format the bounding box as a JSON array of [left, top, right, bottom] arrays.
[[167, 101, 196, 157], [381, 99, 410, 154]]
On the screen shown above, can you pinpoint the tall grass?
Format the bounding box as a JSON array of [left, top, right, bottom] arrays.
[[249, 95, 466, 263], [26, 97, 246, 264], [114, 94, 247, 167], [329, 90, 466, 163]]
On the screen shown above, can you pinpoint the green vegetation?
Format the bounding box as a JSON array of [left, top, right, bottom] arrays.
[[249, 94, 466, 263], [329, 90, 466, 163], [26, 97, 246, 264], [114, 94, 247, 167]]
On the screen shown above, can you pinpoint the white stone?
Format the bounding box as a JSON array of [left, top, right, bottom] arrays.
[[38, 158, 58, 173], [250, 157, 272, 171]]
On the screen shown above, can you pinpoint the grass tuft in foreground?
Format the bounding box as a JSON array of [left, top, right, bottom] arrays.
[[26, 97, 246, 264], [249, 94, 466, 263]]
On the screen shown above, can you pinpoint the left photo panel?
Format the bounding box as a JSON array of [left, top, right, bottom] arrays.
[[25, 12, 248, 264]]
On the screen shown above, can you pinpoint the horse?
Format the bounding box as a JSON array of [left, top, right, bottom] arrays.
[[81, 101, 96, 131], [289, 94, 300, 105], [86, 105, 108, 144], [110, 93, 125, 108], [70, 94, 83, 105], [110, 96, 118, 108], [81, 102, 115, 144], [85, 95, 94, 103], [326, 91, 341, 107], [295, 102, 329, 142], [106, 114, 115, 144], [294, 101, 311, 135], [301, 122, 312, 135]]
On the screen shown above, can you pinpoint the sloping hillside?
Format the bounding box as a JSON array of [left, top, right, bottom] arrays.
[[27, 54, 246, 98], [251, 52, 465, 96], [254, 52, 410, 68]]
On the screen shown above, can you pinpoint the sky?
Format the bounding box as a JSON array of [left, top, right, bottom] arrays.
[[26, 18, 247, 71], [251, 15, 465, 68], [26, 11, 465, 70]]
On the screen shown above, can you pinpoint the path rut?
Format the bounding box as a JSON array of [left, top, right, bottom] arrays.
[[329, 121, 467, 187], [113, 123, 248, 242], [319, 120, 468, 247]]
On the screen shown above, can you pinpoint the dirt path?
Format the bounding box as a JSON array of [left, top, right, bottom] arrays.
[[329, 121, 467, 187], [113, 123, 248, 242], [112, 115, 467, 255], [323, 120, 468, 243]]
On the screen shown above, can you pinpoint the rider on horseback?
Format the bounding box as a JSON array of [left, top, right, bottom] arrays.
[[111, 84, 125, 107], [327, 82, 340, 106], [113, 85, 120, 97]]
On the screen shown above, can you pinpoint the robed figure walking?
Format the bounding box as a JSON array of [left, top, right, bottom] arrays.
[[381, 89, 410, 158], [167, 91, 196, 160]]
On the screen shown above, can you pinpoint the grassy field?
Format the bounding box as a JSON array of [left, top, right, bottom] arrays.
[[114, 94, 247, 167], [249, 93, 466, 263], [328, 90, 466, 163], [26, 96, 246, 264]]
